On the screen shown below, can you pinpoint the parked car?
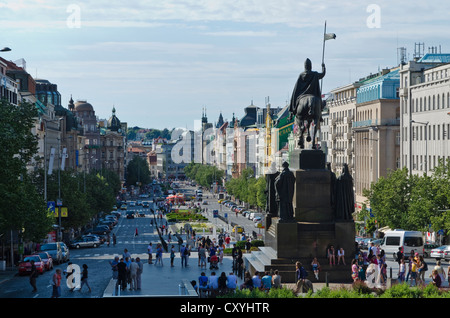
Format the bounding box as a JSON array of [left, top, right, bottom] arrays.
[[83, 234, 105, 244], [39, 242, 63, 264], [430, 245, 450, 261], [253, 216, 262, 223], [380, 230, 424, 259], [84, 226, 110, 235], [32, 251, 53, 271], [70, 236, 101, 249], [359, 238, 372, 250], [98, 220, 115, 229], [18, 255, 45, 275], [104, 214, 118, 221], [111, 211, 121, 218], [61, 242, 70, 263], [424, 243, 439, 258]]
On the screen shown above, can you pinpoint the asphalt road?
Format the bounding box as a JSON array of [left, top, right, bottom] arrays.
[[0, 200, 160, 298]]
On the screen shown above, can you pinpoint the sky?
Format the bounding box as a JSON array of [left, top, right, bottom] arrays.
[[1, 0, 449, 131]]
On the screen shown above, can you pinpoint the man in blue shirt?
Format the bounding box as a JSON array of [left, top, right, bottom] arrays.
[[261, 271, 272, 290]]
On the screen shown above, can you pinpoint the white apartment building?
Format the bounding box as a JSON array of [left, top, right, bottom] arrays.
[[399, 53, 450, 175]]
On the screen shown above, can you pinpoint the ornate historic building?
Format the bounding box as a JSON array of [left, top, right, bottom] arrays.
[[100, 107, 127, 182]]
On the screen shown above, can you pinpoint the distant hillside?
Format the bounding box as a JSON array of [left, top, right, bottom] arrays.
[[127, 127, 172, 141]]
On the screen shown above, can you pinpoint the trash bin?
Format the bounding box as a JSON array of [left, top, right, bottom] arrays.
[[0, 260, 6, 271]]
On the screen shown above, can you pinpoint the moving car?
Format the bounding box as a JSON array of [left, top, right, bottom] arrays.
[[430, 245, 450, 261], [18, 255, 45, 275], [70, 236, 101, 249], [126, 211, 135, 219], [32, 251, 53, 270]]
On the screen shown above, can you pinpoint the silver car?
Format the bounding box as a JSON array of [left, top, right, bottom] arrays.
[[430, 245, 450, 261], [70, 236, 101, 249]]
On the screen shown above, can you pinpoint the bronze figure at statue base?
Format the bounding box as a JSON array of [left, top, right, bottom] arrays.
[[244, 149, 356, 283]]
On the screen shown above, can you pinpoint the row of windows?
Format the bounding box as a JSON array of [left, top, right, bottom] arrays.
[[411, 92, 450, 113], [410, 155, 450, 171], [411, 123, 450, 141]]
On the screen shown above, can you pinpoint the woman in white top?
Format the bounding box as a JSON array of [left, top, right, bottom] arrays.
[[337, 247, 346, 265]]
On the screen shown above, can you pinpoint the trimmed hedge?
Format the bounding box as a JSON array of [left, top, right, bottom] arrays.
[[166, 211, 208, 222]]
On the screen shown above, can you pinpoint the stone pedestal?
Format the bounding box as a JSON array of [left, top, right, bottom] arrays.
[[289, 149, 326, 170], [247, 149, 356, 283]]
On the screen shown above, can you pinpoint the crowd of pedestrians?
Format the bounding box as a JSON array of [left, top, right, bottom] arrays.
[[109, 249, 144, 292], [351, 241, 450, 289]]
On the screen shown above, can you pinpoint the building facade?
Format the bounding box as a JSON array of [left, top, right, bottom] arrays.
[[399, 53, 450, 175]]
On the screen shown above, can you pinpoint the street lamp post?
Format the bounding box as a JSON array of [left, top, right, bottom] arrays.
[[410, 120, 429, 174]]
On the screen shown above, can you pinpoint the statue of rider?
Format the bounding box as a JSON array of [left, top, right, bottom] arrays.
[[288, 58, 326, 119]]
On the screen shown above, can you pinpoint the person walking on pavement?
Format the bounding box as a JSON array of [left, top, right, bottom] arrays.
[[116, 258, 127, 290], [129, 258, 139, 290], [170, 245, 175, 267], [155, 243, 163, 266], [136, 257, 143, 290], [180, 244, 188, 267], [147, 242, 153, 264], [79, 264, 91, 293], [51, 268, 62, 298], [29, 260, 38, 293], [110, 256, 119, 280]]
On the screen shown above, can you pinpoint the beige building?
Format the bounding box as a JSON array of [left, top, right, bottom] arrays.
[[327, 83, 359, 176], [326, 67, 401, 210]]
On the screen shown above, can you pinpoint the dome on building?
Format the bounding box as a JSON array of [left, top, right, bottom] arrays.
[[107, 107, 122, 132], [74, 100, 94, 112]]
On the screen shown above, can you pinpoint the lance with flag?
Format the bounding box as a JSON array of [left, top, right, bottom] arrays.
[[321, 21, 336, 92]]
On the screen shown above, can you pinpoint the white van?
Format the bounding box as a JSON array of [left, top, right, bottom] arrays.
[[380, 229, 424, 259]]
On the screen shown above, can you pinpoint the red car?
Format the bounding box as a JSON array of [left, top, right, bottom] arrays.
[[18, 255, 45, 276], [33, 251, 54, 271]]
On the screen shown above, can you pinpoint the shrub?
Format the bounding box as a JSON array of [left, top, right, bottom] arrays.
[[220, 287, 297, 298]]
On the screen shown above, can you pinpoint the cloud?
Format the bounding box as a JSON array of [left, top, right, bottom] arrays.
[[203, 30, 277, 37]]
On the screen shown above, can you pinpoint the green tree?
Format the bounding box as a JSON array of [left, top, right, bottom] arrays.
[[0, 99, 52, 240], [364, 160, 450, 233], [184, 163, 224, 188], [126, 156, 151, 187], [363, 167, 415, 230]]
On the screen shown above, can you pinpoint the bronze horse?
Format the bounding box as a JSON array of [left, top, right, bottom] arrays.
[[290, 93, 322, 149], [288, 59, 326, 150]]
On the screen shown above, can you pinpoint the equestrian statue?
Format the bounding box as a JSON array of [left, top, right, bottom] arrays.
[[288, 58, 326, 149]]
